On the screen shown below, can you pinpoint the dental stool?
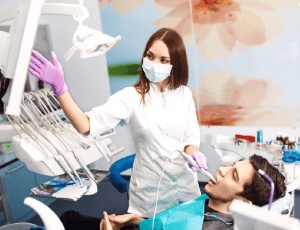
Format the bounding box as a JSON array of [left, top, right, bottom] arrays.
[[0, 223, 36, 230], [109, 154, 135, 197]]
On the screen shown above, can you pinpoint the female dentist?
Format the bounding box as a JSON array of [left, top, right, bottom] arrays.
[[29, 28, 208, 218]]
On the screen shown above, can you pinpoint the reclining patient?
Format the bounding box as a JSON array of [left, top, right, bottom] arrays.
[[61, 154, 286, 230]]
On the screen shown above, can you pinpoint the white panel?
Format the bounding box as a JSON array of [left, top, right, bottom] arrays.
[[230, 199, 300, 230], [5, 0, 44, 115]]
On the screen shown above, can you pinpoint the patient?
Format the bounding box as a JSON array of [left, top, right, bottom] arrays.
[[61, 154, 286, 230]]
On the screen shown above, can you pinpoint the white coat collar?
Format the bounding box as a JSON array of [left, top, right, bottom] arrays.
[[150, 82, 171, 93]]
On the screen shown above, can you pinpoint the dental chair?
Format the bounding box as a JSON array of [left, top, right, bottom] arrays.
[[230, 199, 300, 230], [0, 223, 36, 230], [109, 154, 135, 196], [0, 197, 64, 230], [230, 176, 300, 230]]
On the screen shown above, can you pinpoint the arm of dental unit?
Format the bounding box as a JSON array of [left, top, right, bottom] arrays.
[[0, 0, 123, 198]]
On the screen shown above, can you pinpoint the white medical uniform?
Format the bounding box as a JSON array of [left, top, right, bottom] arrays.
[[85, 83, 201, 218]]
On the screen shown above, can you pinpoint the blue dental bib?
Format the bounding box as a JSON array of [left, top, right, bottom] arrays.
[[139, 194, 208, 230]]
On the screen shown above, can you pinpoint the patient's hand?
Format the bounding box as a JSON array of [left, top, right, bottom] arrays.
[[100, 212, 113, 230], [100, 212, 144, 230]]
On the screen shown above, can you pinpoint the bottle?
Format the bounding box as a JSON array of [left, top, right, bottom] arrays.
[[257, 129, 263, 143], [256, 129, 263, 150], [289, 137, 295, 150], [276, 132, 283, 145], [282, 134, 289, 151], [294, 154, 300, 178], [282, 155, 296, 183], [267, 135, 277, 156], [270, 135, 276, 144]]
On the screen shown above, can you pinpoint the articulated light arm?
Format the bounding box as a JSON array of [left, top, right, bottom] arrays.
[[42, 3, 89, 21], [0, 3, 88, 23]]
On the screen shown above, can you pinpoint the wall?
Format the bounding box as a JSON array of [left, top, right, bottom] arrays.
[[2, 1, 300, 182], [199, 125, 300, 181], [100, 0, 300, 128], [106, 124, 300, 182], [97, 1, 300, 181], [40, 0, 111, 111]]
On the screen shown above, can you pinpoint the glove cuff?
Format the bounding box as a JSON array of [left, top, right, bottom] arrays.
[[53, 82, 68, 96]]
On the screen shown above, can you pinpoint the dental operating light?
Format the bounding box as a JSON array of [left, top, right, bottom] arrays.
[[64, 25, 121, 61], [64, 0, 121, 61]]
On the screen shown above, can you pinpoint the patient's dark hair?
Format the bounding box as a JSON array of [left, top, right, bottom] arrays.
[[239, 154, 286, 206]]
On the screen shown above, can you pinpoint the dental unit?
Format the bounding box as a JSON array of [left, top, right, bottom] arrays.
[[0, 0, 121, 116], [0, 0, 123, 197], [7, 90, 125, 195]]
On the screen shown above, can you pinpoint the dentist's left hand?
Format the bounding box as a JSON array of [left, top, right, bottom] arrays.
[[29, 50, 68, 96], [189, 151, 208, 172]]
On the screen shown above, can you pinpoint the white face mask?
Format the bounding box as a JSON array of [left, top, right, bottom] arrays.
[[142, 58, 173, 83]]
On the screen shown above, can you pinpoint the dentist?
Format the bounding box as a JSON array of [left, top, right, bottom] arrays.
[[29, 28, 208, 218]]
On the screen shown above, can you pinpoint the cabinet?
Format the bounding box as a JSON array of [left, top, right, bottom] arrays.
[[1, 161, 36, 223], [0, 161, 55, 225], [0, 177, 8, 226], [1, 161, 36, 222]]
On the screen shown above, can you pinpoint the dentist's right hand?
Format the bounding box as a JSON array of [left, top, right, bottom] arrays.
[[29, 50, 68, 96]]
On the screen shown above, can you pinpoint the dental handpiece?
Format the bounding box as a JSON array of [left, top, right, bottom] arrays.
[[181, 152, 217, 183]]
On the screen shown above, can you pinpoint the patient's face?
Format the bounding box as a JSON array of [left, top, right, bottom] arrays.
[[204, 160, 255, 202]]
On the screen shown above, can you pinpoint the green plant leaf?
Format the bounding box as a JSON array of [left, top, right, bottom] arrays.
[[108, 63, 140, 77]]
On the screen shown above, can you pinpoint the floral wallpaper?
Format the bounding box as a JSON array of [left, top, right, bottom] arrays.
[[99, 0, 300, 127]]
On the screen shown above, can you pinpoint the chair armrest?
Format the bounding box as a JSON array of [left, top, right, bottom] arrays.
[[109, 154, 135, 193]]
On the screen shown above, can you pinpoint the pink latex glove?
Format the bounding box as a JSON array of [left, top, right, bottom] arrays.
[[29, 50, 68, 96], [188, 151, 208, 172]]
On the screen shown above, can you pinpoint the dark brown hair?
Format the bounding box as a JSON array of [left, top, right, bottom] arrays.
[[133, 28, 188, 103], [240, 154, 286, 206]]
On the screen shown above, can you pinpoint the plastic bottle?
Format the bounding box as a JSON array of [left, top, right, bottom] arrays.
[[282, 155, 296, 183], [256, 129, 263, 150], [257, 129, 263, 143], [276, 132, 283, 145], [294, 154, 300, 178]]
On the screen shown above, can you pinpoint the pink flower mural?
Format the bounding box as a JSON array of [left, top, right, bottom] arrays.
[[99, 0, 145, 14], [99, 0, 300, 126], [191, 69, 300, 126], [153, 0, 299, 60]]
